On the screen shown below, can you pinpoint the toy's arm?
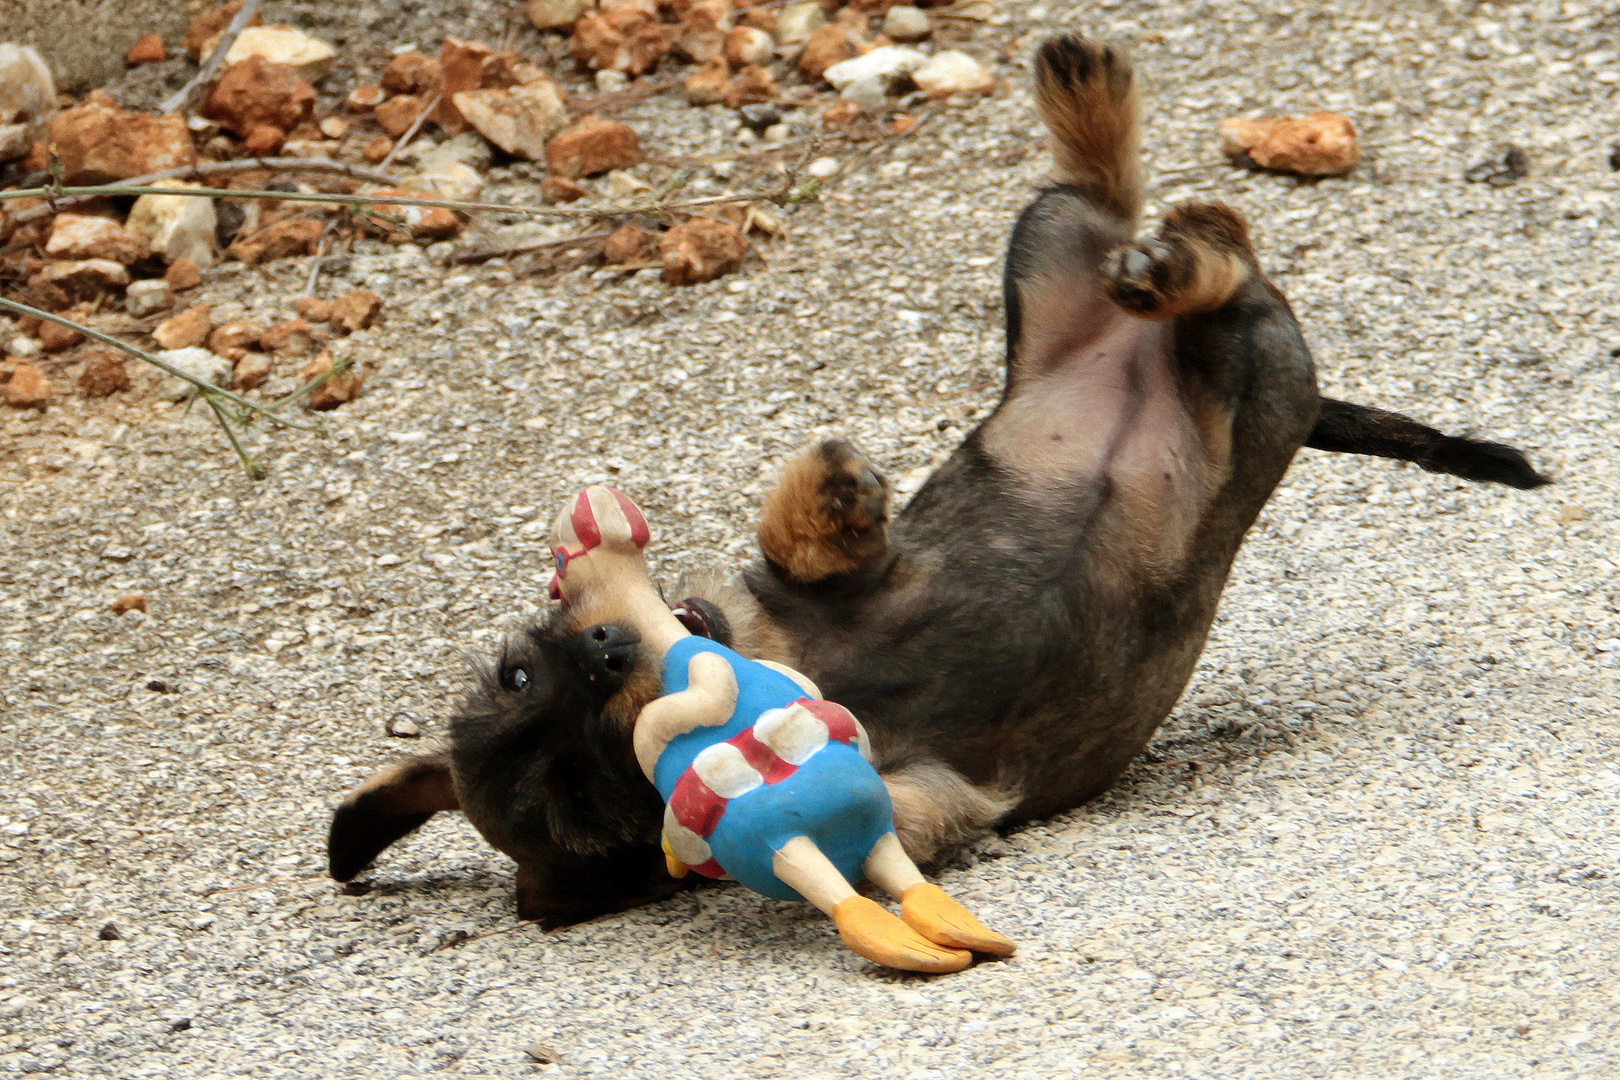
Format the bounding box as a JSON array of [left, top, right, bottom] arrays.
[[634, 651, 739, 781], [755, 660, 820, 699]]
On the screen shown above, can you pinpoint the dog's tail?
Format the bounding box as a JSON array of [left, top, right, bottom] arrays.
[[1305, 398, 1550, 489], [1034, 34, 1143, 222]]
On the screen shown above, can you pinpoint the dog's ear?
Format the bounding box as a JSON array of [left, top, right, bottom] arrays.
[[327, 752, 460, 882]]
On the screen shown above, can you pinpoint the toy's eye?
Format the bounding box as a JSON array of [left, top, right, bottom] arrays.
[[503, 667, 531, 692]]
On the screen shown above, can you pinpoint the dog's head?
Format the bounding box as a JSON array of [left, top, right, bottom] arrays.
[[449, 592, 732, 929]]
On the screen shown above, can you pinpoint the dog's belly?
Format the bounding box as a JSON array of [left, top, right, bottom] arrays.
[[980, 313, 1218, 570]]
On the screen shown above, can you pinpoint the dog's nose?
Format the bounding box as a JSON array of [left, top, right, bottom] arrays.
[[578, 624, 638, 687]]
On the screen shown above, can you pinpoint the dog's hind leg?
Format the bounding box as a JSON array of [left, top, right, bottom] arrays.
[[327, 751, 459, 881], [758, 438, 890, 584]]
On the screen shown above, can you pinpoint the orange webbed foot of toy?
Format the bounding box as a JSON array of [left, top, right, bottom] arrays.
[[832, 896, 973, 973], [899, 883, 1017, 957]]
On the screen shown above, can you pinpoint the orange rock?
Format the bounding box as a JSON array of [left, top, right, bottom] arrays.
[[543, 176, 588, 203], [684, 59, 732, 106], [242, 123, 286, 155], [892, 113, 917, 135], [571, 0, 678, 75], [302, 351, 363, 410], [330, 289, 382, 333], [436, 38, 501, 134], [547, 115, 641, 178], [319, 116, 348, 139], [47, 102, 195, 184], [227, 216, 324, 265], [726, 64, 776, 107], [233, 352, 272, 389], [152, 305, 213, 350], [260, 318, 319, 356], [358, 189, 464, 241], [111, 593, 147, 615], [603, 222, 659, 264], [165, 258, 203, 291], [3, 362, 51, 408], [347, 84, 385, 112], [1219, 112, 1358, 177], [77, 350, 130, 397], [38, 320, 84, 352], [660, 216, 748, 284], [207, 320, 263, 361], [201, 56, 316, 137], [374, 94, 428, 138], [381, 52, 442, 96], [725, 25, 774, 68], [31, 260, 130, 303], [799, 24, 854, 81], [45, 214, 149, 265], [185, 1, 263, 60], [676, 0, 731, 63], [127, 33, 167, 66], [740, 8, 777, 34], [296, 296, 333, 321], [361, 135, 394, 163]]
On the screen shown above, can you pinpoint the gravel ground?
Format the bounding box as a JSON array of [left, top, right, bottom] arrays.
[[4, 0, 1619, 1076]]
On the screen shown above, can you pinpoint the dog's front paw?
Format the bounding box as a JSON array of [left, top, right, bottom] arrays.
[[759, 439, 890, 584]]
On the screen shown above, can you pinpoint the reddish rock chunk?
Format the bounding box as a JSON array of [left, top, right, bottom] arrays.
[[381, 52, 442, 96], [302, 352, 363, 410], [603, 222, 659, 264], [48, 103, 195, 184], [676, 0, 732, 63], [111, 593, 147, 615], [330, 289, 382, 333], [127, 34, 167, 66], [3, 362, 51, 407], [359, 189, 463, 241], [165, 258, 203, 291], [374, 94, 429, 138], [200, 56, 316, 138], [1219, 113, 1358, 177], [32, 260, 130, 303], [152, 305, 214, 350], [261, 318, 318, 356], [547, 116, 641, 178], [38, 320, 84, 352], [436, 38, 500, 134], [660, 216, 748, 284], [684, 59, 731, 106], [571, 0, 678, 76], [46, 214, 150, 265], [77, 349, 131, 396], [799, 24, 855, 81], [242, 123, 285, 155], [227, 217, 324, 265], [543, 176, 589, 203], [347, 84, 385, 112], [296, 296, 333, 322], [207, 320, 263, 361], [185, 1, 263, 60], [361, 135, 394, 163], [233, 352, 272, 389], [727, 64, 776, 107]]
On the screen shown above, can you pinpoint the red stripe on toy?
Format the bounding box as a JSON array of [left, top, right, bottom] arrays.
[[729, 728, 797, 785], [798, 698, 859, 744], [570, 493, 601, 552], [608, 487, 650, 549], [689, 857, 726, 879], [670, 771, 726, 838]]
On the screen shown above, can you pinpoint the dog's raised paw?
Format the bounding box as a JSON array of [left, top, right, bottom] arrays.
[[1101, 239, 1182, 315]]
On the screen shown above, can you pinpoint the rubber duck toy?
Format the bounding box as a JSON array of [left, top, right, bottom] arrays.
[[549, 486, 1016, 973]]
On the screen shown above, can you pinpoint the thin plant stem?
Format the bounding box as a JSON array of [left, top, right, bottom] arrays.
[[161, 0, 265, 115], [205, 395, 268, 480], [378, 93, 442, 172]]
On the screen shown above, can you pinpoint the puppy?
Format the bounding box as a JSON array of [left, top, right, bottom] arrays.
[[328, 34, 1548, 930]]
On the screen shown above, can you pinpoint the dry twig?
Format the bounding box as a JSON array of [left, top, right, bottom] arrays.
[[160, 0, 266, 116]]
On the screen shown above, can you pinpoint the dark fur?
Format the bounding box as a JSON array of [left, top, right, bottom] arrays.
[[328, 35, 1549, 930]]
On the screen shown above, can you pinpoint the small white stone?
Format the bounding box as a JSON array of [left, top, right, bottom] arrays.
[[0, 44, 55, 124], [841, 75, 889, 113], [775, 0, 826, 43], [6, 334, 40, 358], [126, 182, 218, 267], [882, 6, 932, 41], [594, 69, 630, 93], [912, 50, 996, 96], [154, 347, 234, 401], [207, 26, 338, 82], [823, 46, 929, 94], [807, 156, 840, 178], [125, 279, 174, 318]]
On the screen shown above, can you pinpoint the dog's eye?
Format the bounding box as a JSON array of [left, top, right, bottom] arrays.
[[503, 667, 531, 692]]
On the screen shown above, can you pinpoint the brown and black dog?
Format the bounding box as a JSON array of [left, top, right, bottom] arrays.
[[327, 35, 1548, 930]]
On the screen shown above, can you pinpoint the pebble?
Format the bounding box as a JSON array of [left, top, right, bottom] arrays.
[[1464, 145, 1530, 186], [0, 43, 55, 124], [660, 216, 748, 284], [774, 0, 826, 43], [452, 80, 569, 161], [152, 346, 233, 400], [205, 25, 337, 82], [386, 715, 423, 737], [126, 33, 167, 66], [882, 6, 932, 41], [806, 156, 840, 178], [1, 361, 50, 408], [46, 214, 150, 265], [546, 115, 642, 178], [725, 26, 775, 68], [1219, 112, 1359, 176], [199, 54, 317, 138], [124, 182, 219, 269], [6, 333, 40, 358], [737, 103, 780, 135], [152, 305, 214, 351], [528, 0, 592, 31], [111, 594, 148, 615], [47, 101, 196, 183], [77, 350, 130, 396], [823, 46, 928, 95], [912, 50, 996, 96], [125, 279, 174, 318]]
